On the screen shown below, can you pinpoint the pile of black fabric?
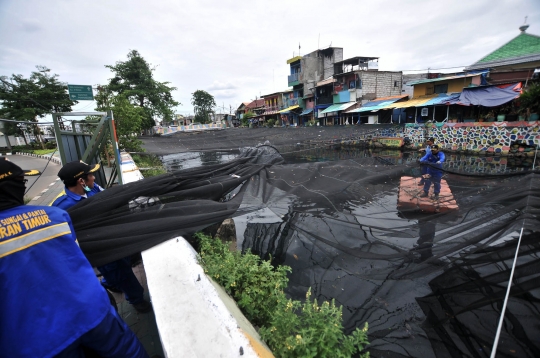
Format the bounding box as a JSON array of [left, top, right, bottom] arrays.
[[67, 144, 540, 357]]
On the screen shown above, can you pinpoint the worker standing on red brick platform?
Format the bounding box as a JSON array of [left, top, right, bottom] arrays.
[[418, 137, 435, 186], [419, 145, 445, 200]]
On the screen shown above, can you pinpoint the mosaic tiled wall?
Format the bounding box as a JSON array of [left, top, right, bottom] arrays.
[[404, 121, 540, 154]]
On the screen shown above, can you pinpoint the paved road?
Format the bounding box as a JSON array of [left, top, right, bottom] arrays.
[[5, 154, 62, 201]]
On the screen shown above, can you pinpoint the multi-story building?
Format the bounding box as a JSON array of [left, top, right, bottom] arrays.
[[285, 47, 344, 125], [261, 91, 287, 124], [317, 56, 403, 125]]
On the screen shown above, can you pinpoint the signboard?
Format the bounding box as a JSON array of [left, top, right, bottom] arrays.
[[421, 107, 429, 116], [376, 137, 404, 148], [68, 84, 94, 100]]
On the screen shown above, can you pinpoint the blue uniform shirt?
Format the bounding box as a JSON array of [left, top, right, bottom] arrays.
[[51, 183, 105, 210], [0, 205, 111, 357], [420, 151, 446, 178], [51, 187, 88, 210]]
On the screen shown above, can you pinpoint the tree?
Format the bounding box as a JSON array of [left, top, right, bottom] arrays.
[[94, 87, 145, 152], [191, 90, 216, 124], [104, 50, 179, 130], [0, 66, 76, 145], [519, 82, 540, 116]]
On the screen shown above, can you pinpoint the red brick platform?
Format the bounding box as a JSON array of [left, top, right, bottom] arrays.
[[397, 176, 458, 213]]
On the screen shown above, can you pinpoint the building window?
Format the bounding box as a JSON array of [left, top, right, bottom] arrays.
[[434, 83, 448, 94], [394, 81, 399, 87]]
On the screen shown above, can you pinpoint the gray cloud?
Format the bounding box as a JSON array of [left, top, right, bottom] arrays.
[[0, 0, 539, 116]]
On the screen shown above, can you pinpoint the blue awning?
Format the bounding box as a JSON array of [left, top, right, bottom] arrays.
[[320, 102, 356, 114], [419, 93, 461, 106], [458, 83, 521, 107], [300, 108, 313, 116], [346, 96, 407, 113], [347, 100, 397, 113]]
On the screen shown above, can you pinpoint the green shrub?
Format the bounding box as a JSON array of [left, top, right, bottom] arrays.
[[196, 232, 369, 357], [266, 119, 275, 128], [196, 232, 289, 327], [132, 154, 166, 177], [260, 291, 369, 358]]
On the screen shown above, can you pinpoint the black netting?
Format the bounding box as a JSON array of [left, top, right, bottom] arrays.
[[67, 135, 540, 357]]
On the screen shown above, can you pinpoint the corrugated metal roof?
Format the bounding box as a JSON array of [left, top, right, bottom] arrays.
[[388, 96, 438, 109], [300, 108, 314, 116], [407, 72, 487, 86], [316, 77, 336, 87], [346, 95, 408, 113], [320, 102, 356, 114], [364, 95, 408, 104], [246, 99, 265, 109], [347, 101, 397, 113], [466, 53, 540, 70], [419, 93, 461, 106], [286, 56, 302, 64], [278, 105, 300, 113], [477, 32, 540, 63]]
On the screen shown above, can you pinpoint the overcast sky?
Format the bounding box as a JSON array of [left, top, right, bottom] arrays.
[[1, 0, 539, 117]]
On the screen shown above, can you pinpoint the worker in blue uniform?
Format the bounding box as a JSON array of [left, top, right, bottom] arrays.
[[0, 158, 149, 357], [418, 137, 435, 186], [419, 145, 445, 200], [52, 160, 152, 313]]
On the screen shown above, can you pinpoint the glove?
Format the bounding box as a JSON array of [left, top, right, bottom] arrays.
[[436, 161, 441, 164]]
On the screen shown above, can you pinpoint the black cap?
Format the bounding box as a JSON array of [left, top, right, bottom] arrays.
[[428, 137, 435, 142], [0, 157, 41, 182], [58, 160, 100, 182]]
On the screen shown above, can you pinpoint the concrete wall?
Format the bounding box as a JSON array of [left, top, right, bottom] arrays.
[[357, 71, 403, 102]]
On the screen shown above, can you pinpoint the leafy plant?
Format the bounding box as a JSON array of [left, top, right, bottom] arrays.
[[266, 118, 275, 127], [196, 232, 369, 357], [196, 231, 289, 326], [260, 290, 369, 358], [191, 90, 216, 124], [519, 82, 540, 115], [131, 154, 166, 177], [104, 50, 179, 129]]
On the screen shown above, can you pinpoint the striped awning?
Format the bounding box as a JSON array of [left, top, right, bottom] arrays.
[[419, 93, 461, 106], [278, 105, 300, 113], [387, 96, 438, 109], [346, 101, 393, 113], [320, 102, 356, 114]]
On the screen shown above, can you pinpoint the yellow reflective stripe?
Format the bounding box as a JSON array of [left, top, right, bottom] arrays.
[[0, 223, 71, 259]]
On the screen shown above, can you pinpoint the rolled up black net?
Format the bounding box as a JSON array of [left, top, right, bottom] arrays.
[[66, 141, 540, 357]]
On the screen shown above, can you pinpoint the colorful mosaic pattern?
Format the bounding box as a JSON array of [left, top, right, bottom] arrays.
[[405, 121, 540, 154]]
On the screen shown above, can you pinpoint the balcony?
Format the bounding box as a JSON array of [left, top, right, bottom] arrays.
[[264, 105, 280, 114], [288, 72, 301, 86], [317, 96, 333, 105]]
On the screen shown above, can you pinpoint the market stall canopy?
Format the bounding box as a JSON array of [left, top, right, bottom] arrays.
[[347, 95, 408, 113], [320, 102, 357, 114], [299, 108, 314, 116], [278, 105, 300, 113], [419, 93, 462, 106], [387, 95, 438, 109], [458, 82, 522, 107]]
